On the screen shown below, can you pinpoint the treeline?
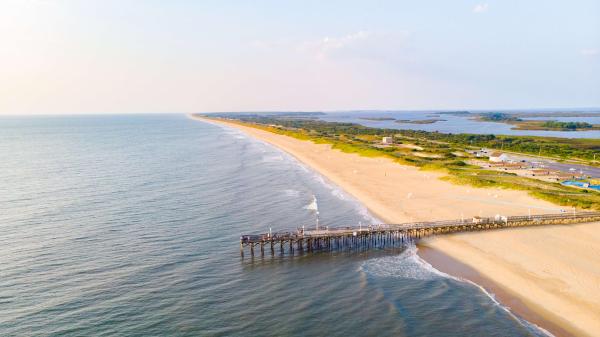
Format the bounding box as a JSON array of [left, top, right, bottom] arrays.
[[228, 116, 599, 162], [210, 115, 600, 209], [541, 121, 593, 130], [479, 112, 522, 122]]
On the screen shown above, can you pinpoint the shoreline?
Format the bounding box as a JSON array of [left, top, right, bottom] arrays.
[[417, 244, 571, 337], [193, 115, 600, 337]]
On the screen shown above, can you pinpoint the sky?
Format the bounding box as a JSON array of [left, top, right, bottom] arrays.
[[0, 0, 599, 115]]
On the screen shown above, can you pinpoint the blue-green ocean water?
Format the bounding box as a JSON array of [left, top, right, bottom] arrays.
[[0, 114, 551, 336]]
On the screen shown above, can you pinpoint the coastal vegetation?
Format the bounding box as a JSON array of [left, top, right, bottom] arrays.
[[200, 114, 600, 210], [474, 112, 600, 131], [540, 121, 593, 130], [479, 112, 522, 122], [503, 120, 598, 131], [217, 115, 599, 162], [516, 112, 600, 118]]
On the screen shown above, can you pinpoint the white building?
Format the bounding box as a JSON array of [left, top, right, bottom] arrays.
[[489, 151, 509, 162], [382, 137, 393, 145]]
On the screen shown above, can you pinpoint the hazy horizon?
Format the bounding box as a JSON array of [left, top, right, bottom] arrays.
[[1, 0, 599, 115], [3, 106, 600, 117]]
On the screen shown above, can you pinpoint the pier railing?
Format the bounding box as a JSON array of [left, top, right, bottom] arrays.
[[240, 211, 600, 257]]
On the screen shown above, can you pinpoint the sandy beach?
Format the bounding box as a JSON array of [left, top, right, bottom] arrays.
[[197, 116, 600, 337]]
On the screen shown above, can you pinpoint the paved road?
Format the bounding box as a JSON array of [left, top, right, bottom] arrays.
[[501, 152, 600, 178]]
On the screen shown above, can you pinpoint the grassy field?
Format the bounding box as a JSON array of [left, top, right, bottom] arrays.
[[201, 115, 600, 210]]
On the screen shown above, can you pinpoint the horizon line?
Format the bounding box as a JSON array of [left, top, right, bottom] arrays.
[[2, 106, 600, 117]]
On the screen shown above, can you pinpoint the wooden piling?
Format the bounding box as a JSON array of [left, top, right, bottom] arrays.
[[240, 212, 600, 258]]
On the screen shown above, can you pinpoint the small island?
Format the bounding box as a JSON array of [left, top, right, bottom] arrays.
[[359, 117, 396, 121], [512, 120, 599, 131], [478, 112, 522, 123], [437, 111, 471, 115], [475, 112, 600, 131], [396, 119, 446, 124]]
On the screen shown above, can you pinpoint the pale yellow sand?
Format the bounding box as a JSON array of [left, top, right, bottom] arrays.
[[423, 224, 600, 337], [197, 116, 600, 337]]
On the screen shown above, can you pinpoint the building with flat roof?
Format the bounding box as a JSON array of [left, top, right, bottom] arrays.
[[489, 151, 508, 163], [382, 137, 393, 145]]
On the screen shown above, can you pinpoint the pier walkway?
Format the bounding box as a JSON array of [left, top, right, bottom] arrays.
[[240, 211, 600, 257]]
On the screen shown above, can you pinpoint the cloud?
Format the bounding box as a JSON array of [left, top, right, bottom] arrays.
[[300, 31, 371, 59], [473, 3, 489, 13], [250, 30, 411, 65], [319, 31, 370, 50], [297, 30, 410, 61], [580, 49, 599, 57]]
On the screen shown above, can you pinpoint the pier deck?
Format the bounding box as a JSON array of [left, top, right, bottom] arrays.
[[240, 211, 600, 257]]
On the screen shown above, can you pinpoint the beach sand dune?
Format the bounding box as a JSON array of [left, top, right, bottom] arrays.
[[199, 117, 600, 337]]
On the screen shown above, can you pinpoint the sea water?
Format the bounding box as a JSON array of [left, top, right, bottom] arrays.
[[0, 114, 550, 336]]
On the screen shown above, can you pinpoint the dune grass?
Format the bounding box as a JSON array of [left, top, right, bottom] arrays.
[[219, 117, 600, 210]]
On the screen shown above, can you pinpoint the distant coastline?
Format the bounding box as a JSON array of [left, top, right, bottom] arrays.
[[192, 114, 600, 337], [359, 117, 396, 121], [395, 118, 446, 124], [318, 110, 600, 139], [473, 112, 600, 131]]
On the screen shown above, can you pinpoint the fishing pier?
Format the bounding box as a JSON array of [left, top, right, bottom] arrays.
[[240, 211, 600, 257]]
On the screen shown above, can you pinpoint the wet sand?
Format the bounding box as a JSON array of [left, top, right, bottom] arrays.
[[196, 116, 600, 337], [420, 223, 600, 337], [418, 244, 572, 337]]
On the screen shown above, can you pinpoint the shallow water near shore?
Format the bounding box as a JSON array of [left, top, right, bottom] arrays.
[[1, 114, 551, 336]]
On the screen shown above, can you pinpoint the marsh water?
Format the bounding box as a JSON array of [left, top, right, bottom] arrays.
[[319, 110, 600, 139]]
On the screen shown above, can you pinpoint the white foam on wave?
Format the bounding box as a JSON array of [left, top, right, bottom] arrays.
[[198, 119, 249, 140], [261, 154, 284, 163], [468, 282, 556, 337], [214, 124, 381, 225], [221, 128, 247, 139], [204, 119, 552, 337], [283, 189, 300, 197], [458, 280, 555, 337], [203, 118, 553, 337], [297, 164, 380, 224], [360, 244, 456, 281], [303, 195, 319, 212], [361, 245, 554, 337], [452, 277, 555, 336]]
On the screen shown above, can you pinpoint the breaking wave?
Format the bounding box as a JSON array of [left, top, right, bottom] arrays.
[[361, 245, 554, 336], [360, 244, 455, 281]]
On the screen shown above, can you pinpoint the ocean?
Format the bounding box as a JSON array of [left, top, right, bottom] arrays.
[[0, 114, 551, 336]]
